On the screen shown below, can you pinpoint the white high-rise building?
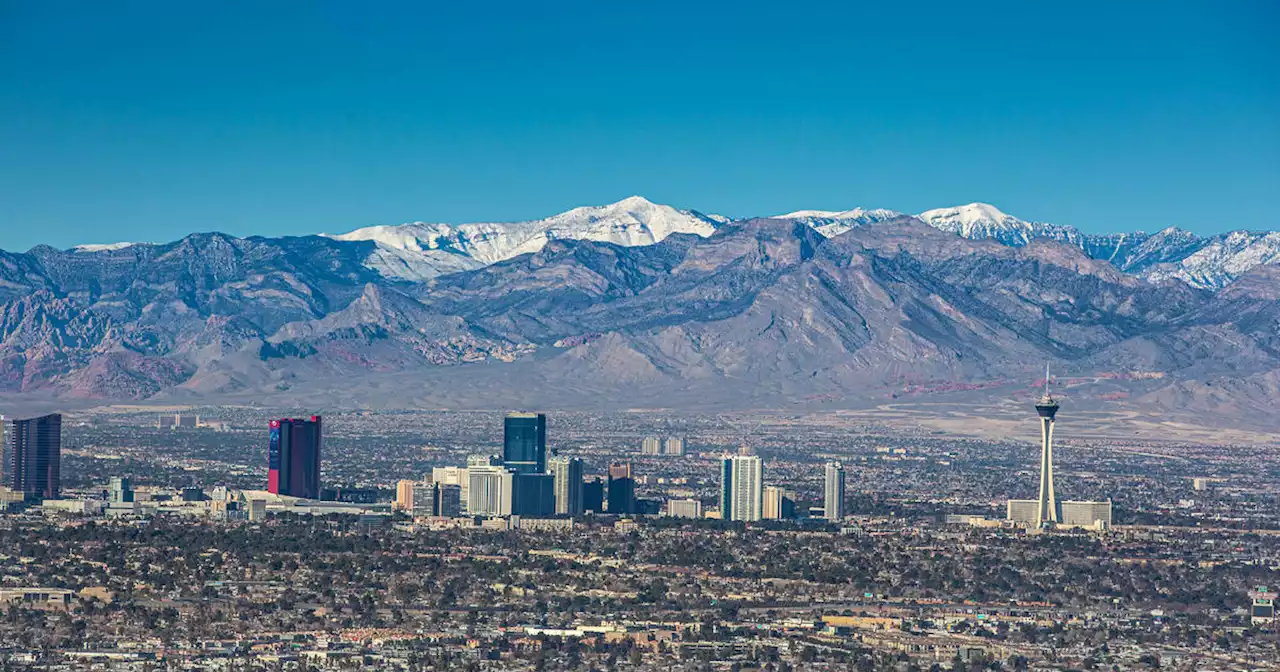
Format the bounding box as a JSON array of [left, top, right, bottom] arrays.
[[823, 461, 846, 521], [641, 437, 662, 455], [467, 466, 513, 517], [663, 437, 685, 456], [722, 454, 763, 522], [1060, 500, 1112, 529], [666, 498, 702, 518]]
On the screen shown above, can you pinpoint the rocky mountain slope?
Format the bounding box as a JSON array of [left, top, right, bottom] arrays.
[[0, 198, 1276, 422]]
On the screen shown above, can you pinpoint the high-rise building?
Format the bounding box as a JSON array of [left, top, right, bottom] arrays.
[[641, 436, 662, 455], [432, 466, 470, 512], [666, 498, 703, 518], [607, 462, 635, 514], [721, 454, 763, 522], [3, 413, 62, 499], [395, 479, 418, 511], [823, 461, 846, 521], [1060, 500, 1113, 529], [431, 483, 462, 517], [468, 454, 502, 468], [108, 477, 134, 504], [663, 437, 685, 456], [1034, 369, 1060, 527], [512, 472, 555, 516], [503, 413, 547, 475], [468, 466, 514, 517], [763, 486, 794, 520], [267, 416, 322, 499], [583, 478, 605, 513], [548, 455, 584, 516], [719, 457, 734, 520]]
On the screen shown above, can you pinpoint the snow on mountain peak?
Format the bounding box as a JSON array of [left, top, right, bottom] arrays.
[[72, 242, 138, 253], [772, 207, 907, 238], [325, 197, 721, 281], [918, 202, 1020, 229]]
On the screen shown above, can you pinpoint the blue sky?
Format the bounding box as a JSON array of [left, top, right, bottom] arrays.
[[1, 0, 1276, 250]]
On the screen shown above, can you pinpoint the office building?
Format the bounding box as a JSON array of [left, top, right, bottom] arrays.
[[823, 461, 846, 520], [666, 498, 703, 519], [512, 472, 555, 516], [1060, 500, 1113, 529], [468, 466, 514, 517], [1034, 369, 1060, 526], [267, 416, 322, 499], [395, 479, 418, 511], [432, 466, 470, 512], [503, 412, 547, 475], [663, 437, 685, 456], [607, 462, 635, 514], [431, 483, 462, 517], [721, 454, 763, 522], [641, 436, 662, 455], [763, 486, 794, 520], [3, 413, 62, 499], [468, 454, 501, 468], [583, 478, 605, 513], [548, 455, 584, 516], [108, 477, 134, 504]]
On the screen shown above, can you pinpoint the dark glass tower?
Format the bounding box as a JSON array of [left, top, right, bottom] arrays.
[[606, 462, 635, 514], [719, 456, 734, 521], [268, 416, 322, 499], [3, 413, 62, 499], [503, 413, 547, 475]]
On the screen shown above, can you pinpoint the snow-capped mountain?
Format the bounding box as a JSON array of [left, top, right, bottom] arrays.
[[915, 203, 1086, 247], [1142, 230, 1280, 288], [51, 196, 1278, 291], [772, 207, 906, 238], [326, 196, 722, 281]]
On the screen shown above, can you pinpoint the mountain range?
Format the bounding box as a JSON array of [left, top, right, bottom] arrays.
[[2, 196, 1277, 427]]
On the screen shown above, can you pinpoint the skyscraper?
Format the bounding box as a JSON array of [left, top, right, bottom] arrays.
[[583, 478, 605, 513], [503, 412, 547, 475], [719, 457, 734, 520], [607, 462, 635, 514], [641, 436, 662, 455], [108, 477, 134, 504], [548, 455, 584, 516], [721, 454, 763, 522], [1035, 368, 1060, 527], [824, 461, 846, 521], [431, 483, 462, 517], [3, 413, 62, 499], [268, 416, 322, 499], [663, 437, 685, 456], [468, 465, 514, 516], [762, 486, 794, 520], [512, 472, 555, 516]]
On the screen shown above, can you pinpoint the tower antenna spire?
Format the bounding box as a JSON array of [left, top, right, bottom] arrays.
[[1045, 362, 1051, 398]]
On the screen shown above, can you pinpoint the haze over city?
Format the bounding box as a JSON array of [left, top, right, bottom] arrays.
[[0, 2, 1277, 671]]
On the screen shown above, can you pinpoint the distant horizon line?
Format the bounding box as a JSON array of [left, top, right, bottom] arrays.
[[24, 194, 1278, 252]]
